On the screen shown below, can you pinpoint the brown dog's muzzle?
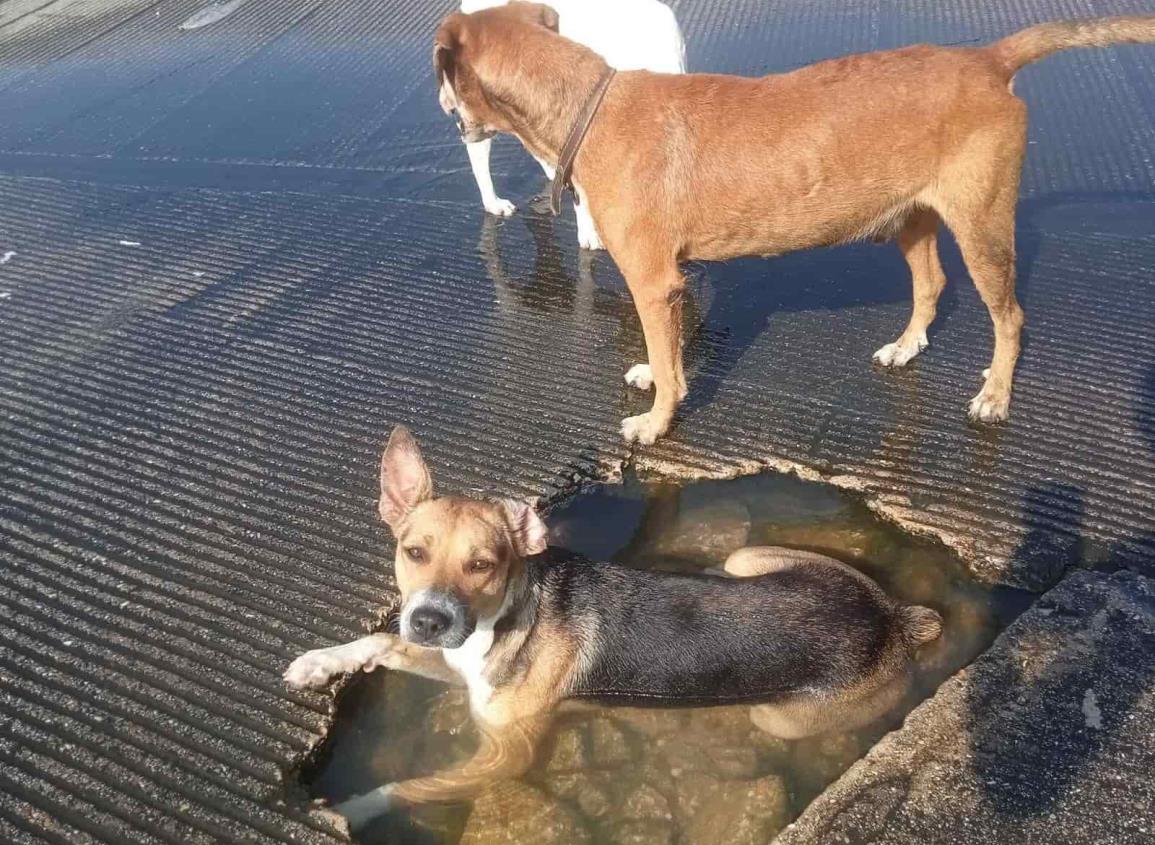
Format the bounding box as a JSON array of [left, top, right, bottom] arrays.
[[451, 109, 495, 144]]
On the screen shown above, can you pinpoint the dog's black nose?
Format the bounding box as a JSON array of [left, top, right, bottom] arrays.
[[409, 607, 451, 642]]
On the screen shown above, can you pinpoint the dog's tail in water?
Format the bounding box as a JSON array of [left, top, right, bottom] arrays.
[[898, 604, 943, 649], [992, 16, 1155, 77]]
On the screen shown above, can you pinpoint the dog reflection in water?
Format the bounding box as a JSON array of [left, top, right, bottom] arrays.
[[284, 426, 941, 829]]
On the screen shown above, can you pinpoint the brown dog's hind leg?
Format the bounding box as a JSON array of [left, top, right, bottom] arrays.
[[873, 208, 947, 368], [619, 258, 688, 445], [935, 106, 1027, 424], [722, 546, 845, 577]]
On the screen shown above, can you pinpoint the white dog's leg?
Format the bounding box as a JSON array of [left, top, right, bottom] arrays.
[[574, 196, 604, 251], [466, 138, 516, 217], [532, 153, 556, 181]]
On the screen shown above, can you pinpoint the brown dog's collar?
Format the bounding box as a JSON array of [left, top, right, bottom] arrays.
[[549, 66, 616, 216]]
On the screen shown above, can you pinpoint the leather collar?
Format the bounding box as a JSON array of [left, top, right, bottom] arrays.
[[549, 66, 617, 215]]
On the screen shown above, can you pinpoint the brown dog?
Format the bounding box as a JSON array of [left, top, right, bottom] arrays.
[[434, 7, 1155, 443], [284, 426, 941, 828]]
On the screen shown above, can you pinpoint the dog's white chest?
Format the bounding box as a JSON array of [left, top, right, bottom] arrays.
[[443, 627, 496, 711]]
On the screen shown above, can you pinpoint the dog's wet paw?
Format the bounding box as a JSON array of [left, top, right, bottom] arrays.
[[335, 785, 398, 830], [284, 649, 348, 689], [872, 331, 927, 367], [624, 363, 654, 390], [484, 198, 516, 217], [621, 412, 667, 445], [967, 383, 1010, 424]]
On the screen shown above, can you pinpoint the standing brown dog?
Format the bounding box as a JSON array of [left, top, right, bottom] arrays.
[[434, 7, 1155, 443]]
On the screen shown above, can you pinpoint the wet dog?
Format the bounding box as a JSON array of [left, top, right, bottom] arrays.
[[434, 7, 1155, 443], [284, 426, 942, 828], [453, 0, 684, 249]]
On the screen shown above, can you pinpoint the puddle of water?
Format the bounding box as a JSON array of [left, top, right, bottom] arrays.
[[306, 472, 1031, 845]]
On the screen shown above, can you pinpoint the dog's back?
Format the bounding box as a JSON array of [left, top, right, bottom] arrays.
[[536, 556, 931, 707]]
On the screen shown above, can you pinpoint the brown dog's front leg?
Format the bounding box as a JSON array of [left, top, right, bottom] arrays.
[[621, 264, 687, 445], [283, 633, 460, 688], [334, 713, 551, 829]]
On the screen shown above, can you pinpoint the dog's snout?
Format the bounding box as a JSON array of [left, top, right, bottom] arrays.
[[401, 590, 474, 648], [409, 606, 451, 642]]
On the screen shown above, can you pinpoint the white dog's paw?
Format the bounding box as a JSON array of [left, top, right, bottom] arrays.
[[967, 381, 1011, 424], [578, 228, 604, 251], [484, 197, 516, 217], [621, 412, 668, 445], [335, 785, 398, 830], [283, 648, 351, 689], [624, 363, 654, 390], [872, 331, 928, 368]]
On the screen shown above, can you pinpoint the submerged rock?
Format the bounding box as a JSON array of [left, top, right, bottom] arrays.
[[461, 782, 591, 845], [677, 772, 790, 845]]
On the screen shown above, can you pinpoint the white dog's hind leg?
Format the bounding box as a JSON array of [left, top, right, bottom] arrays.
[[532, 153, 556, 181], [466, 138, 516, 217], [574, 196, 604, 250]]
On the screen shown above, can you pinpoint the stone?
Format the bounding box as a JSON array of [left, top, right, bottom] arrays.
[[461, 782, 591, 845], [606, 819, 678, 845], [620, 783, 673, 821], [588, 716, 634, 767], [545, 771, 615, 819], [676, 772, 791, 845]]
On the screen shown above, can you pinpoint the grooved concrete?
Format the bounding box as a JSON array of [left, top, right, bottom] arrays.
[[2, 0, 1154, 843]]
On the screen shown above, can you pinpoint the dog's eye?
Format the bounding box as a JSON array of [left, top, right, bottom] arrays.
[[469, 559, 493, 574], [405, 546, 425, 563]]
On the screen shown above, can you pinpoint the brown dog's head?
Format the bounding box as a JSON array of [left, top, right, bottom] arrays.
[[378, 425, 548, 649], [433, 2, 560, 143]]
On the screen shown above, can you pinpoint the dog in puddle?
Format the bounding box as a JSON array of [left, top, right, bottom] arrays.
[[284, 426, 941, 829]]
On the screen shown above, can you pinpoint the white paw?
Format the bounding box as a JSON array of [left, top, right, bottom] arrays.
[[624, 363, 653, 390], [484, 197, 516, 217], [336, 785, 398, 830], [578, 229, 604, 250], [621, 412, 667, 445], [283, 648, 351, 689], [967, 382, 1010, 424], [872, 331, 928, 368]]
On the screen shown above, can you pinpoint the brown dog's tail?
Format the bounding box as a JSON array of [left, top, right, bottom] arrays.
[[897, 604, 943, 649], [991, 16, 1155, 77]]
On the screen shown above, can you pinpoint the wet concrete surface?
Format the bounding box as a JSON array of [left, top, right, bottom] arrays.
[[1, 0, 1154, 842]]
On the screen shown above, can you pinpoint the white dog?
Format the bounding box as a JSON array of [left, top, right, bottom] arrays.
[[457, 0, 686, 249]]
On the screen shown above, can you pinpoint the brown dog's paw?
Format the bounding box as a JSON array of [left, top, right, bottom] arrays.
[[967, 384, 1010, 423], [621, 412, 667, 445]]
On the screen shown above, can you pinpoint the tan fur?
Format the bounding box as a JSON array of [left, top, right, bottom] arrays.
[[436, 8, 1155, 440]]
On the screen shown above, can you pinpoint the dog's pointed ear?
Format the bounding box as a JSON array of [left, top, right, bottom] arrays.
[[508, 1, 559, 32], [433, 13, 465, 85], [379, 426, 434, 529], [500, 498, 549, 556]]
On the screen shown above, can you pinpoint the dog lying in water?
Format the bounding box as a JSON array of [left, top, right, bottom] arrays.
[[284, 426, 942, 828]]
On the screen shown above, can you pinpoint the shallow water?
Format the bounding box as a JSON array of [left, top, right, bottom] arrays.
[[307, 472, 1031, 845]]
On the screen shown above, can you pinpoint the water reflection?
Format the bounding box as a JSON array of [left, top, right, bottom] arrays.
[[308, 471, 1030, 844]]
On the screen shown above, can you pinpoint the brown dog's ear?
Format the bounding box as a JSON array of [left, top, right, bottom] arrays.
[[379, 426, 433, 528], [507, 1, 559, 32], [500, 498, 549, 556], [433, 13, 465, 86]]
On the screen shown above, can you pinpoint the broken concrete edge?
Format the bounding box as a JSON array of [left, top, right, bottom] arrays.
[[771, 567, 1155, 844], [633, 450, 1042, 591]]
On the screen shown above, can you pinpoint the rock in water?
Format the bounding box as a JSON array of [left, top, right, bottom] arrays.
[[676, 772, 790, 845], [461, 782, 591, 845]]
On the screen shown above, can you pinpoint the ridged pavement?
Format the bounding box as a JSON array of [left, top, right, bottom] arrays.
[[1, 0, 1153, 843]]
